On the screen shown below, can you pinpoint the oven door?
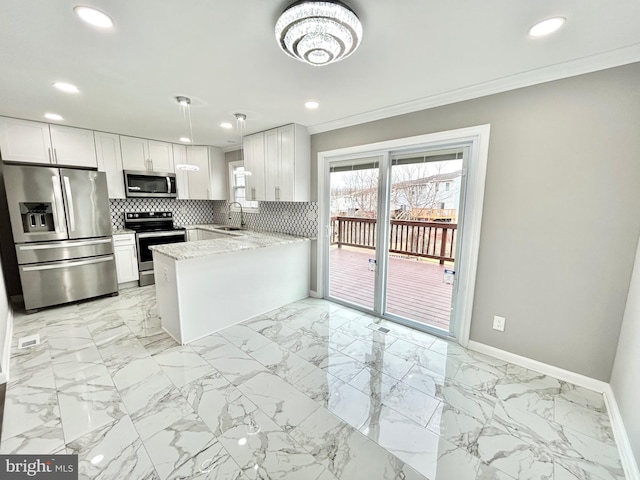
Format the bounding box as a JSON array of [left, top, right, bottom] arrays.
[[136, 231, 186, 270]]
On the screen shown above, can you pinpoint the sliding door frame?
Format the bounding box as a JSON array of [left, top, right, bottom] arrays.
[[316, 124, 491, 346]]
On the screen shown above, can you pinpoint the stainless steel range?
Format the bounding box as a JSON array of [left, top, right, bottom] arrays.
[[124, 211, 186, 286]]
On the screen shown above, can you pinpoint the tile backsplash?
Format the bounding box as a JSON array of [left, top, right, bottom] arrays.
[[109, 198, 318, 238]]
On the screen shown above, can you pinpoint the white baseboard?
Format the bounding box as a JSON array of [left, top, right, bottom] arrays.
[[603, 386, 640, 480], [467, 340, 609, 393], [0, 308, 13, 384], [309, 290, 321, 299]]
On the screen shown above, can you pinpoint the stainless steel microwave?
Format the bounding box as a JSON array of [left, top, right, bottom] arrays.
[[124, 170, 177, 198]]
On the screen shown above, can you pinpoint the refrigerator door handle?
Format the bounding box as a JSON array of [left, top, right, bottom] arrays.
[[51, 175, 67, 234], [17, 238, 112, 251], [22, 256, 113, 272], [62, 176, 76, 232]]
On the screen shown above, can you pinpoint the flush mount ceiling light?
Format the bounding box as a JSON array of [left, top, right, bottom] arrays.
[[44, 113, 63, 121], [174, 96, 200, 171], [220, 122, 233, 129], [74, 6, 114, 28], [305, 101, 320, 109], [275, 0, 363, 66], [53, 82, 79, 93], [529, 17, 566, 37]]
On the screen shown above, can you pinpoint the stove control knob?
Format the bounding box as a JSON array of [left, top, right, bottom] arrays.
[[162, 213, 167, 217], [134, 213, 139, 218]]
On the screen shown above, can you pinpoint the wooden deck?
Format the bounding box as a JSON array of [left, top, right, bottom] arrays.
[[329, 246, 453, 330]]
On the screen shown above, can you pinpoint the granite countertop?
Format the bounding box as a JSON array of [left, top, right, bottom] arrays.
[[112, 228, 135, 235], [150, 230, 310, 261]]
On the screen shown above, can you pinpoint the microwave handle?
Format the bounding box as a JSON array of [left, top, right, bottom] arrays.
[[166, 177, 171, 193], [128, 186, 142, 191]]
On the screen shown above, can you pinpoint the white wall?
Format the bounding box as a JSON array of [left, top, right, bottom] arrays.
[[610, 234, 640, 462]]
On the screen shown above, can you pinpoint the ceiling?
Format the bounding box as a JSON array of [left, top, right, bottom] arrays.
[[1, 1, 639, 149]]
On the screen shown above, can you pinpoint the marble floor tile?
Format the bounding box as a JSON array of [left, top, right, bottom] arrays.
[[426, 402, 487, 450], [293, 368, 347, 403], [0, 418, 65, 454], [203, 342, 271, 386], [554, 396, 614, 444], [118, 367, 194, 440], [219, 323, 273, 353], [179, 371, 258, 437], [249, 341, 317, 384], [219, 408, 325, 480], [3, 290, 623, 480], [154, 346, 212, 388], [66, 416, 157, 480], [142, 413, 236, 480], [290, 407, 429, 480], [475, 425, 555, 480], [361, 406, 481, 480], [56, 371, 127, 443], [1, 373, 60, 442], [493, 372, 561, 420], [236, 371, 320, 432]]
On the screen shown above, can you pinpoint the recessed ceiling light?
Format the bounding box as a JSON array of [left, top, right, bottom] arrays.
[[179, 137, 191, 143], [220, 122, 233, 129], [305, 101, 320, 109], [74, 6, 114, 28], [53, 82, 80, 93], [44, 113, 63, 121], [529, 17, 566, 37]]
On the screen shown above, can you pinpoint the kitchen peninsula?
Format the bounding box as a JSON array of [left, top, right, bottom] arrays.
[[150, 229, 310, 344]]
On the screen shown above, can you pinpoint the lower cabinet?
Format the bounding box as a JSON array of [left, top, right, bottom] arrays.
[[113, 234, 139, 284]]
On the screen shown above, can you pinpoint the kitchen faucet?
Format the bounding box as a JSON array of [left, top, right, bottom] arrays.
[[228, 202, 246, 229]]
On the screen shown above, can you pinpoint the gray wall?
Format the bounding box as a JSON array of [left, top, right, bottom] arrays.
[[610, 234, 640, 462], [311, 63, 640, 381]]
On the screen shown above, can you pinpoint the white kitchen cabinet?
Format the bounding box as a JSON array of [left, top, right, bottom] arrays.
[[186, 228, 200, 242], [48, 125, 97, 168], [121, 136, 174, 172], [173, 144, 189, 199], [186, 146, 210, 200], [174, 145, 215, 200], [243, 131, 266, 201], [242, 124, 309, 202], [209, 146, 226, 200], [0, 117, 97, 168], [95, 132, 125, 199], [113, 234, 139, 284]]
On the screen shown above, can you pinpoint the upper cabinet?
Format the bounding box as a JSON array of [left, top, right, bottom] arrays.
[[0, 117, 97, 168], [121, 136, 174, 173], [243, 131, 266, 201], [95, 132, 125, 199], [174, 145, 226, 200], [243, 124, 309, 202]]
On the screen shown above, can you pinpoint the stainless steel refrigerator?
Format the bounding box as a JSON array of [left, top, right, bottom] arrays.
[[3, 164, 117, 312]]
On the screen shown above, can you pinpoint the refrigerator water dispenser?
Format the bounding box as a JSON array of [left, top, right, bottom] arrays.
[[19, 202, 55, 233]]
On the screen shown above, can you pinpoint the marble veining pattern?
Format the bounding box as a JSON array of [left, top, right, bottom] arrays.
[[3, 287, 624, 480], [150, 230, 310, 260]]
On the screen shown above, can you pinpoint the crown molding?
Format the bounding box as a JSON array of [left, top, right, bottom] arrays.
[[307, 43, 640, 135]]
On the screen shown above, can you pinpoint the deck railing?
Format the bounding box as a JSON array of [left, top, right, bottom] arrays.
[[330, 216, 457, 264]]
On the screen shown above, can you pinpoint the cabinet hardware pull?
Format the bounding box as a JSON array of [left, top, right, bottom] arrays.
[[54, 148, 58, 164], [48, 148, 53, 163]]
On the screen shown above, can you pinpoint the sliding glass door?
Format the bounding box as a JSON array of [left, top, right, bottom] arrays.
[[325, 148, 468, 337]]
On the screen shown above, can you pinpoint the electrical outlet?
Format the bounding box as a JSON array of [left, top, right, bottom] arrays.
[[493, 315, 506, 332]]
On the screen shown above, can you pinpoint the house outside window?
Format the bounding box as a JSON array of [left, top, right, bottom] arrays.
[[229, 160, 258, 209]]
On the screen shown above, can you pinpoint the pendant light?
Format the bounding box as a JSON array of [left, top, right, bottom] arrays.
[[175, 96, 199, 171]]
